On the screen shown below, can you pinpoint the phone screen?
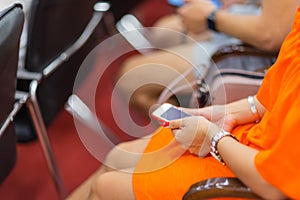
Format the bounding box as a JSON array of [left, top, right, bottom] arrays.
[[160, 107, 191, 120]]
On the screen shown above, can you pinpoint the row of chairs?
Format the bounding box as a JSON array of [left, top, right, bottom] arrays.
[[0, 1, 113, 199]]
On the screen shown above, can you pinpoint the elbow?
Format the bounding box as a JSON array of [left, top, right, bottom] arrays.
[[253, 28, 287, 52], [255, 34, 282, 52], [258, 40, 281, 53]]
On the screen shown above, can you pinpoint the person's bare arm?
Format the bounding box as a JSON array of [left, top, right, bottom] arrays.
[[171, 96, 285, 198], [179, 0, 298, 51], [224, 95, 265, 125], [215, 0, 298, 51], [217, 138, 287, 199], [217, 96, 284, 199], [183, 95, 266, 130]]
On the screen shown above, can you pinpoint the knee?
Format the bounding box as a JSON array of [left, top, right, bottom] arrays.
[[104, 143, 128, 171], [103, 144, 121, 170], [90, 173, 114, 200]]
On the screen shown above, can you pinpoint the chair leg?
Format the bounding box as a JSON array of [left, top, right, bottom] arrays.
[[27, 80, 67, 200]]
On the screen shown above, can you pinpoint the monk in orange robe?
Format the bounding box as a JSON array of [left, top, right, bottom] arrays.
[[81, 5, 300, 200]]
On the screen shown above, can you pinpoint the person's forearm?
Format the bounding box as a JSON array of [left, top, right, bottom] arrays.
[[225, 95, 265, 125], [215, 0, 298, 51], [215, 12, 271, 48], [217, 137, 287, 199]]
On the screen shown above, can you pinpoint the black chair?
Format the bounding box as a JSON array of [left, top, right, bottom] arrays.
[[12, 0, 112, 199], [0, 3, 24, 184], [109, 0, 145, 21], [15, 0, 112, 142]]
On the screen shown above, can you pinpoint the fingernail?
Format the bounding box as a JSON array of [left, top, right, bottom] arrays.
[[162, 121, 170, 127]]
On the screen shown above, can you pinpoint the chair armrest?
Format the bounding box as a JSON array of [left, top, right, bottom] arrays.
[[182, 177, 260, 200], [18, 2, 110, 82], [42, 6, 106, 77], [17, 67, 42, 81], [1, 91, 29, 137], [116, 14, 153, 54]]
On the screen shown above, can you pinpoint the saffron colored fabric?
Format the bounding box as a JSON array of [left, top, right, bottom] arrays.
[[132, 6, 300, 200]]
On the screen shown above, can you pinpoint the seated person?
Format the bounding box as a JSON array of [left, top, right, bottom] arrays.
[[116, 0, 298, 117], [69, 3, 300, 199]]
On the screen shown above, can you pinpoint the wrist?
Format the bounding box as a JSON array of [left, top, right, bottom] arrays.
[[210, 130, 238, 165], [207, 125, 220, 142], [207, 9, 219, 32], [225, 100, 249, 126]]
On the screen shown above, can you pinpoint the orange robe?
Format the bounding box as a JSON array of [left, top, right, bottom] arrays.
[[133, 7, 300, 199]]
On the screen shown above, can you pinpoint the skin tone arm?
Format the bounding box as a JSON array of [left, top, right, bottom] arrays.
[[218, 137, 287, 199], [169, 96, 287, 199], [181, 95, 265, 131], [216, 96, 286, 199], [178, 0, 299, 51]]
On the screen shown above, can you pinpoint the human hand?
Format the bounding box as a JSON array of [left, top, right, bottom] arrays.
[[180, 105, 237, 132], [177, 0, 217, 34], [168, 116, 220, 157]]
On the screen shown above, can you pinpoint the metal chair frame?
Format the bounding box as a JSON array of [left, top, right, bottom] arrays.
[[15, 2, 111, 199]]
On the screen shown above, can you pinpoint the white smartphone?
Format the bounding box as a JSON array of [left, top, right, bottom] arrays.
[[152, 103, 191, 123]]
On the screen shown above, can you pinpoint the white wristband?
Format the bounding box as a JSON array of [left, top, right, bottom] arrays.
[[247, 96, 260, 123]]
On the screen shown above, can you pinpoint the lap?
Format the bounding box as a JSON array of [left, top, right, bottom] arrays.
[[132, 128, 235, 200]]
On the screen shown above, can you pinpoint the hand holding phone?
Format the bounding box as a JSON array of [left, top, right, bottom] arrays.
[[152, 103, 192, 123]]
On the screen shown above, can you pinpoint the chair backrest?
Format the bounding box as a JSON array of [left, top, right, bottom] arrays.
[[0, 3, 24, 183], [21, 0, 107, 126], [25, 0, 96, 72]]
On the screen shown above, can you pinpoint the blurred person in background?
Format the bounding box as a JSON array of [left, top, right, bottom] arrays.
[[116, 0, 298, 118]]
